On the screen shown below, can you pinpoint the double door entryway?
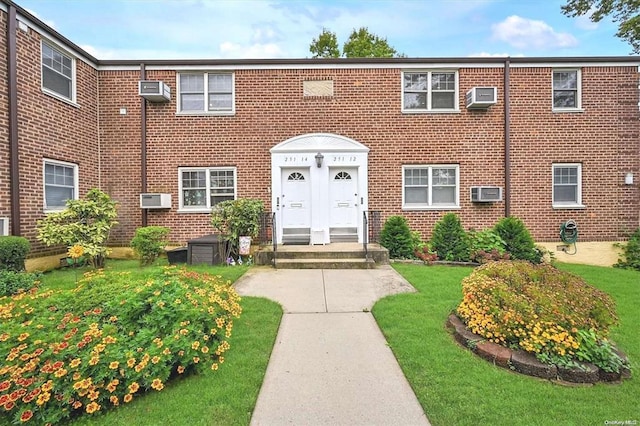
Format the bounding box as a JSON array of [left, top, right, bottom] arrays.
[[280, 167, 359, 244], [270, 133, 370, 245]]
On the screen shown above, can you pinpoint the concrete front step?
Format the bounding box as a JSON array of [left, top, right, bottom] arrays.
[[275, 250, 367, 260], [275, 258, 377, 269]]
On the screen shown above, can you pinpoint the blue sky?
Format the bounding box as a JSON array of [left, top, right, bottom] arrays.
[[16, 0, 634, 60]]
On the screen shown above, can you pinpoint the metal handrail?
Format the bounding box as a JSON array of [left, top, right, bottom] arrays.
[[272, 211, 277, 255], [363, 211, 369, 257]]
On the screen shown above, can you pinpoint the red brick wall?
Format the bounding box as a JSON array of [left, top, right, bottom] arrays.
[[0, 11, 10, 225], [96, 64, 639, 245], [3, 7, 637, 249], [12, 20, 100, 255], [509, 66, 640, 241]]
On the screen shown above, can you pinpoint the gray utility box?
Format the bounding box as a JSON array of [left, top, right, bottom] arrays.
[[187, 234, 228, 265]]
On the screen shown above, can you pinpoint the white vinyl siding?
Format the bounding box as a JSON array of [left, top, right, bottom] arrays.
[[403, 165, 460, 209]]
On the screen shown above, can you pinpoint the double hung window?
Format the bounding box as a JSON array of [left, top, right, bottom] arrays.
[[178, 73, 234, 114], [41, 42, 75, 102], [179, 167, 236, 210], [403, 165, 459, 208], [403, 71, 458, 112], [552, 163, 583, 208], [44, 160, 78, 211], [552, 69, 581, 110]]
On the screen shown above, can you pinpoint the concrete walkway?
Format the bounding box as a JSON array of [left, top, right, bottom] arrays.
[[234, 267, 431, 426]]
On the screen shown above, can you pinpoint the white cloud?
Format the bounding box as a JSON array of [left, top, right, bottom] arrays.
[[491, 15, 578, 50], [575, 7, 599, 30], [219, 41, 285, 59]]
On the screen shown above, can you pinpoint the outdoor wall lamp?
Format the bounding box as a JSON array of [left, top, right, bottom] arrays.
[[625, 172, 634, 185], [315, 152, 324, 168]]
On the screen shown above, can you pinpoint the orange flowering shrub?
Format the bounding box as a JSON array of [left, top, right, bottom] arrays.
[[0, 266, 241, 424], [456, 261, 621, 367]]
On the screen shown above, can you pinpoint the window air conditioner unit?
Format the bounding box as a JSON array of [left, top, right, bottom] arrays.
[[140, 193, 172, 209], [138, 81, 171, 102], [470, 186, 502, 203], [466, 87, 497, 109]]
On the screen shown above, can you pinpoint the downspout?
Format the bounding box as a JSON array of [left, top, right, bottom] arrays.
[[503, 58, 511, 218], [140, 63, 147, 227], [8, 5, 20, 235]]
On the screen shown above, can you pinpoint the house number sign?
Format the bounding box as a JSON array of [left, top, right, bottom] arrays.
[[283, 156, 308, 164], [332, 156, 357, 162]]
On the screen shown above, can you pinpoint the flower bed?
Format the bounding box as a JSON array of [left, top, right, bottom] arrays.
[[454, 261, 630, 381], [0, 266, 242, 424]]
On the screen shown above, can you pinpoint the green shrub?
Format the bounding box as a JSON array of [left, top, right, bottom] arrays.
[[130, 226, 170, 266], [493, 216, 542, 263], [36, 188, 118, 268], [0, 270, 40, 296], [211, 199, 264, 259], [614, 227, 640, 271], [456, 261, 626, 372], [430, 213, 470, 262], [468, 229, 509, 264], [379, 216, 414, 259], [0, 266, 242, 424], [0, 236, 30, 272]]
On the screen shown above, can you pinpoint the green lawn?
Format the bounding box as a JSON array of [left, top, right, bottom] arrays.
[[373, 263, 639, 426], [33, 260, 283, 426]]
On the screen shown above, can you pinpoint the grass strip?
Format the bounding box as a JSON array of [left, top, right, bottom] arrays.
[[373, 263, 639, 426]]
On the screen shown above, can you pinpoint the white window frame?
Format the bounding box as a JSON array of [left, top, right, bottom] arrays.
[[552, 69, 582, 112], [0, 218, 8, 236], [41, 41, 76, 104], [552, 163, 584, 209], [43, 159, 79, 212], [178, 167, 237, 212], [402, 70, 459, 113], [402, 165, 460, 210], [176, 72, 235, 115]]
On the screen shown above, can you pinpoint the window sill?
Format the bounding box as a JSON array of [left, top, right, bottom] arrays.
[[402, 205, 461, 211], [42, 89, 79, 108], [177, 208, 211, 214], [402, 109, 461, 114], [552, 108, 584, 113], [552, 204, 586, 210], [176, 111, 235, 117]]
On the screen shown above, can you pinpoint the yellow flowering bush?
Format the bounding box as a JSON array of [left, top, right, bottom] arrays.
[[456, 261, 623, 370], [0, 267, 241, 424]]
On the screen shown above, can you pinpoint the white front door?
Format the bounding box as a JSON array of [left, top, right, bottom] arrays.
[[281, 168, 311, 241], [329, 168, 359, 231]]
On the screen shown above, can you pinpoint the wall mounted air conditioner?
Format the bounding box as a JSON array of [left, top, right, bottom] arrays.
[[470, 186, 502, 202], [138, 81, 171, 102], [140, 193, 172, 209], [466, 87, 497, 109]]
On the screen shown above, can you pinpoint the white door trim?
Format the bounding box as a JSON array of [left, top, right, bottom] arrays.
[[271, 133, 369, 244]]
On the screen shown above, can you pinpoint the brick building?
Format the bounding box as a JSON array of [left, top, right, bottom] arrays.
[[1, 1, 639, 256]]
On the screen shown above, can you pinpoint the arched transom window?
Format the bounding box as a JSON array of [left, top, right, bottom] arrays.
[[288, 172, 305, 181], [334, 172, 352, 180]]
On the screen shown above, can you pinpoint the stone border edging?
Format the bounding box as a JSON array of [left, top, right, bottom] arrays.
[[446, 314, 631, 384]]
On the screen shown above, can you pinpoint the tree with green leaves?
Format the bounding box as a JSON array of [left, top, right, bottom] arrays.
[[37, 188, 118, 268], [343, 27, 400, 58], [562, 0, 640, 53], [309, 28, 340, 58], [309, 26, 403, 58]]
